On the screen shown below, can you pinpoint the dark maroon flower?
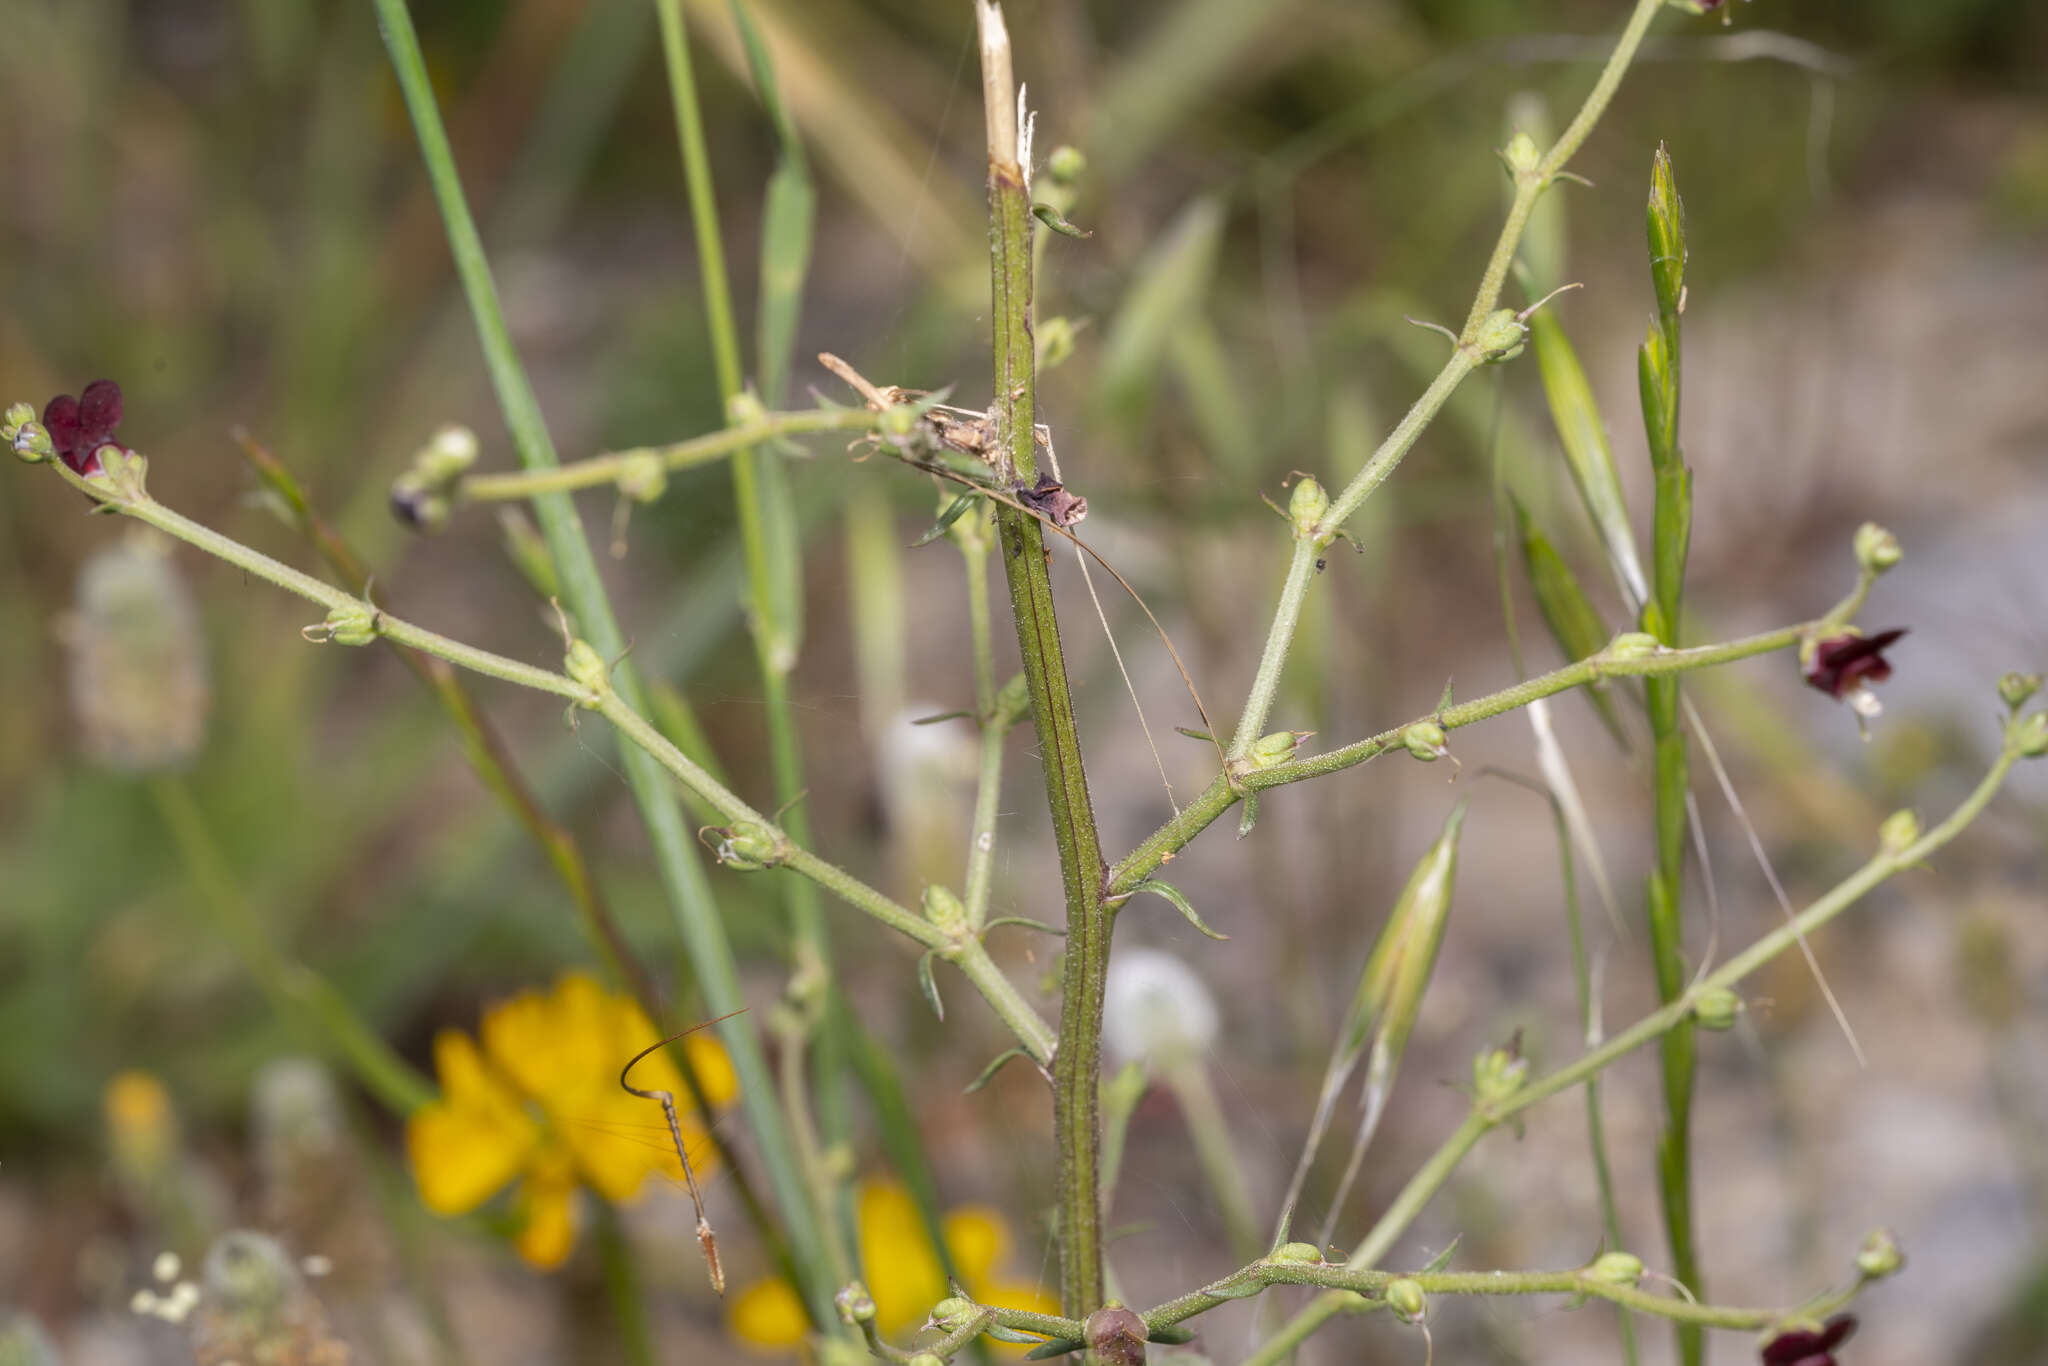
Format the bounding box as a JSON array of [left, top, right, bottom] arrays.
[[1804, 630, 1905, 702], [42, 379, 125, 477], [1761, 1313, 1855, 1366]]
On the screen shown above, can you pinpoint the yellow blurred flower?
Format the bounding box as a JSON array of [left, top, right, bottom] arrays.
[[729, 1180, 1056, 1354], [406, 971, 736, 1269]]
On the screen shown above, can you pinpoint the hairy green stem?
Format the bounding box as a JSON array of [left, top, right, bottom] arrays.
[[1247, 735, 2024, 1357], [455, 406, 875, 502], [1111, 618, 1822, 895], [1223, 0, 1664, 754], [979, 0, 1109, 1316]]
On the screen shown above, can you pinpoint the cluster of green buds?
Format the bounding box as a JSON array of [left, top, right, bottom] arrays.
[[834, 1281, 878, 1328], [388, 424, 479, 533]]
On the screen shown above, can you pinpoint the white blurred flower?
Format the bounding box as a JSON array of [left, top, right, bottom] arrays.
[[1103, 947, 1219, 1069]]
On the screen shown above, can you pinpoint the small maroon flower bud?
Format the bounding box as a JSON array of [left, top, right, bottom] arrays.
[[1082, 1303, 1148, 1366], [1760, 1313, 1855, 1366]]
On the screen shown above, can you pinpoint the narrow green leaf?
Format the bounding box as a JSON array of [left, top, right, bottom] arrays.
[[965, 1047, 1030, 1095], [988, 1325, 1048, 1344], [914, 492, 983, 547], [1513, 498, 1625, 744], [1147, 1325, 1197, 1345], [1024, 1337, 1085, 1359], [1421, 1235, 1462, 1274], [1032, 202, 1092, 238], [755, 160, 816, 405], [1529, 310, 1647, 605], [916, 950, 944, 1022], [984, 916, 1066, 937], [1126, 879, 1230, 940]]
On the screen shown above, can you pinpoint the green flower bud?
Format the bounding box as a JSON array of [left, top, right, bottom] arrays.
[[1249, 730, 1305, 769], [1, 401, 34, 451], [834, 1282, 877, 1326], [1472, 1041, 1527, 1106], [413, 424, 479, 484], [1047, 145, 1087, 185], [1605, 631, 1662, 660], [1288, 475, 1329, 537], [1501, 130, 1541, 180], [1693, 987, 1740, 1032], [616, 451, 666, 504], [927, 1297, 977, 1334], [1038, 315, 1079, 371], [12, 420, 53, 464], [1855, 1228, 1903, 1281], [1271, 1242, 1323, 1264], [1587, 1251, 1644, 1287], [1647, 144, 1686, 319], [1402, 721, 1449, 763], [1384, 1277, 1427, 1323], [564, 638, 609, 698], [1998, 671, 2042, 713], [1472, 308, 1528, 363], [1082, 1303, 1148, 1366], [711, 821, 781, 871], [2015, 712, 2048, 759], [1853, 521, 1901, 574], [1878, 809, 1921, 858], [307, 601, 379, 648], [727, 389, 769, 429], [922, 884, 968, 936]]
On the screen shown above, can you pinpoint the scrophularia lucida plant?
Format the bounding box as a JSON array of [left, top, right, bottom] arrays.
[[13, 0, 2048, 1362]]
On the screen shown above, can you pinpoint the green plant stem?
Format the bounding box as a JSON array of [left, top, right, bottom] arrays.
[[772, 990, 856, 1291], [369, 0, 832, 1319], [236, 432, 658, 1015], [654, 0, 853, 1298], [454, 406, 875, 502], [47, 456, 1062, 1068], [1110, 617, 1826, 896], [1154, 1256, 1855, 1339], [980, 0, 1111, 1316], [148, 775, 433, 1117], [1221, 0, 1665, 754], [1245, 735, 2025, 1357], [960, 524, 1009, 930], [593, 1202, 658, 1366]]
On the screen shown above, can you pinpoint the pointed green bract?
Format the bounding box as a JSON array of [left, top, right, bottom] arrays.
[[1513, 498, 1625, 744], [1530, 311, 1648, 605]]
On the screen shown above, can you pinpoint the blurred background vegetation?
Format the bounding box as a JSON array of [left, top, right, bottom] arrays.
[[2, 1, 2045, 1362]]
